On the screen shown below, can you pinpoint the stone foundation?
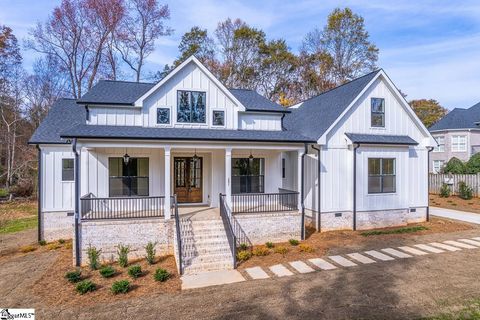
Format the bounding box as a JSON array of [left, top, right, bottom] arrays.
[[234, 211, 301, 245], [42, 211, 74, 241]]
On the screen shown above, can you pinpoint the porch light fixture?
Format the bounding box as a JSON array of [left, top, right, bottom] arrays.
[[192, 149, 199, 162], [123, 148, 130, 164], [249, 150, 254, 159]]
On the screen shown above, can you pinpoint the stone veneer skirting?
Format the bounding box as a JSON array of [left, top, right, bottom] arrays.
[[233, 211, 302, 245], [76, 218, 174, 266], [42, 211, 74, 241]]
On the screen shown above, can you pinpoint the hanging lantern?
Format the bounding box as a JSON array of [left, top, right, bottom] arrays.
[[123, 148, 130, 164], [249, 150, 254, 159], [192, 149, 199, 162]]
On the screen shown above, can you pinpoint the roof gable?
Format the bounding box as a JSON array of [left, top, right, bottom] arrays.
[[77, 81, 154, 105], [229, 89, 288, 113]]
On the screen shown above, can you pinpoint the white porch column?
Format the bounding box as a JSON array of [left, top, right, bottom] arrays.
[[225, 147, 232, 206], [164, 146, 171, 219], [297, 149, 304, 212]]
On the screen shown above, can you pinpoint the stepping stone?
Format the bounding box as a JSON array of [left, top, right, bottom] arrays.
[[245, 267, 270, 279], [328, 255, 357, 267], [269, 264, 294, 277], [289, 261, 315, 274], [429, 242, 461, 252], [181, 270, 246, 290], [472, 237, 480, 241], [444, 240, 477, 249], [381, 248, 412, 258], [308, 258, 337, 270], [347, 253, 376, 264], [364, 250, 395, 261], [458, 239, 480, 247], [398, 246, 429, 256], [414, 244, 444, 253]]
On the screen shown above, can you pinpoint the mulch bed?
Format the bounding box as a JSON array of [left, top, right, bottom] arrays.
[[430, 194, 480, 214]]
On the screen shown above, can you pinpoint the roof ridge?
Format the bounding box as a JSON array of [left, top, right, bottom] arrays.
[[99, 79, 155, 85]]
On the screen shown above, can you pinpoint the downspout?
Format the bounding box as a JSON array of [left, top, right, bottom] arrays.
[[300, 143, 307, 240], [426, 146, 434, 222], [280, 113, 286, 130], [73, 138, 81, 267], [311, 145, 321, 232], [36, 145, 42, 242], [353, 143, 361, 231]]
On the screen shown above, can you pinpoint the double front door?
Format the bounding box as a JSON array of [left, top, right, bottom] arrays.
[[174, 157, 203, 203]]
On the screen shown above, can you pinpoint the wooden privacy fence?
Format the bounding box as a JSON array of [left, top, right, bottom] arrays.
[[429, 173, 480, 197]]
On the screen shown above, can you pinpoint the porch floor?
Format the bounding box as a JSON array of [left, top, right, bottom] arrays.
[[178, 206, 220, 220]]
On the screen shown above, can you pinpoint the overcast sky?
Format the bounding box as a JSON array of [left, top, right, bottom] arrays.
[[1, 0, 480, 109]]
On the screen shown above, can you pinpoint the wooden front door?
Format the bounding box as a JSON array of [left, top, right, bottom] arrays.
[[174, 157, 203, 203]]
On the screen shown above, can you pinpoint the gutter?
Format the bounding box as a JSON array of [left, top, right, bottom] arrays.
[[426, 146, 434, 222], [353, 143, 361, 231], [311, 145, 321, 232], [36, 145, 42, 242], [300, 143, 308, 240], [72, 139, 81, 267]]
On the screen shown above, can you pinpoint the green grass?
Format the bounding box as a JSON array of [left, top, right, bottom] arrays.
[[361, 226, 428, 237], [422, 299, 480, 319], [0, 216, 37, 234]]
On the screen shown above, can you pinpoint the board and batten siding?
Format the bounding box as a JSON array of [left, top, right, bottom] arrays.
[[238, 112, 282, 131]]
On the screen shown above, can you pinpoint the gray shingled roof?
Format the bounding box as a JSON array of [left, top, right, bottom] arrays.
[[283, 70, 381, 141], [60, 124, 313, 143], [229, 89, 288, 113], [29, 98, 85, 144], [345, 133, 418, 145], [429, 102, 480, 131], [77, 80, 155, 105]]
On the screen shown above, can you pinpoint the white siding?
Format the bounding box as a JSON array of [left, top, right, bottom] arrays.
[[238, 112, 282, 131], [88, 107, 142, 126]]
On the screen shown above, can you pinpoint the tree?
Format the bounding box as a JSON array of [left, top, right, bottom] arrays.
[[115, 0, 172, 82], [408, 99, 448, 128], [175, 26, 215, 66], [466, 153, 480, 174], [443, 157, 466, 174]]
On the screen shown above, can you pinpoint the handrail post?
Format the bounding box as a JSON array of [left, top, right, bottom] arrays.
[[173, 194, 183, 275]]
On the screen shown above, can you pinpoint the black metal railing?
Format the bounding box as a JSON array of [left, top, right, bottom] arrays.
[[172, 195, 183, 275], [231, 175, 264, 194], [219, 194, 237, 268], [80, 193, 165, 220], [231, 189, 299, 214], [109, 176, 149, 197]]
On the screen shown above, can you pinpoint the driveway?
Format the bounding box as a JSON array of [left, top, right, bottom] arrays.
[[430, 206, 480, 224]]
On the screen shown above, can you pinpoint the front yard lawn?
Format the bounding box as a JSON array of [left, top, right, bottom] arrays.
[[430, 194, 480, 214], [0, 200, 37, 234]]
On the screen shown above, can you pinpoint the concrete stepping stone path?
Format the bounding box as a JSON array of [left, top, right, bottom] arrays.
[[444, 240, 477, 249], [269, 264, 294, 277], [289, 261, 315, 274], [245, 267, 270, 279], [308, 258, 337, 270], [381, 248, 412, 258], [414, 244, 444, 253], [347, 253, 376, 264], [364, 250, 395, 261], [457, 239, 480, 247], [328, 255, 357, 267], [429, 242, 461, 252], [398, 246, 429, 256]]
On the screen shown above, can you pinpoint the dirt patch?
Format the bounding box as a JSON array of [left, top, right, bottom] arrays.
[[430, 194, 480, 214], [32, 245, 181, 307], [0, 200, 37, 220], [237, 217, 475, 270]]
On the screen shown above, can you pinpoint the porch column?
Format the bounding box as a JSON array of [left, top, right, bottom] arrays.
[[164, 146, 171, 219], [297, 149, 304, 212], [225, 147, 232, 206]]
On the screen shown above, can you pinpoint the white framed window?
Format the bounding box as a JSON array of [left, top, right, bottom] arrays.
[[451, 135, 467, 152], [433, 136, 445, 152], [62, 159, 74, 181], [212, 110, 225, 126], [371, 98, 385, 127], [432, 160, 445, 173], [368, 158, 396, 194]]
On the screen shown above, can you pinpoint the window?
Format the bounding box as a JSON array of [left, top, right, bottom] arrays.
[[371, 98, 385, 127], [282, 158, 286, 179], [433, 136, 445, 152], [62, 159, 74, 181], [368, 158, 396, 194], [232, 158, 265, 194], [109, 158, 149, 197], [156, 108, 170, 124], [433, 160, 445, 173], [452, 135, 467, 152], [212, 110, 225, 126], [177, 90, 206, 123]]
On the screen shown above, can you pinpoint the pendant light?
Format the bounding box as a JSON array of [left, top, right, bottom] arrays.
[[192, 148, 199, 162], [123, 148, 130, 164], [249, 149, 254, 159]]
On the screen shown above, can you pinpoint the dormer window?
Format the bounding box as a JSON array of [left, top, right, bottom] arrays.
[[156, 108, 170, 124], [371, 98, 385, 127], [212, 110, 225, 126], [177, 91, 206, 123]]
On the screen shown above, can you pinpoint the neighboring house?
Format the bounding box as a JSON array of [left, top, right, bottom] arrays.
[[429, 102, 480, 173], [29, 56, 435, 273]]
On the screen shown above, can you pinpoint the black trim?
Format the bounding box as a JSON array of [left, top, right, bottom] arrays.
[[244, 108, 291, 113], [311, 145, 321, 231], [37, 145, 42, 242], [73, 139, 81, 267], [77, 101, 136, 106], [427, 146, 434, 221], [60, 135, 314, 143], [353, 143, 361, 231], [301, 144, 307, 240]]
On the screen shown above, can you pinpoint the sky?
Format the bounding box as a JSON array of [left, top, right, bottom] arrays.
[[1, 0, 480, 110]]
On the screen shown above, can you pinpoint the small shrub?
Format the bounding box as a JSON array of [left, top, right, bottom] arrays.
[[288, 239, 299, 246], [99, 265, 116, 278], [458, 181, 473, 200], [236, 250, 251, 261], [252, 246, 270, 256], [111, 280, 130, 294], [439, 183, 451, 198], [265, 242, 274, 249], [443, 157, 466, 174], [65, 270, 82, 283], [239, 243, 248, 251], [47, 243, 61, 250], [0, 188, 8, 197], [87, 245, 101, 270], [65, 242, 72, 249], [274, 246, 289, 256], [20, 245, 36, 253], [76, 280, 96, 295], [145, 241, 157, 265], [58, 239, 66, 244], [39, 240, 47, 246], [127, 265, 143, 279], [116, 244, 130, 268], [154, 268, 171, 282], [298, 244, 315, 253]]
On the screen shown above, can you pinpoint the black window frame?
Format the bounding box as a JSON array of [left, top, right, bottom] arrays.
[[176, 90, 207, 124], [156, 107, 170, 124], [282, 158, 286, 179], [371, 98, 385, 128], [368, 158, 396, 194], [212, 110, 225, 126], [108, 157, 149, 197], [62, 158, 75, 182], [232, 158, 265, 194]]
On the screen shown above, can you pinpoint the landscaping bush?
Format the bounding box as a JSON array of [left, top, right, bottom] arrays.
[[111, 280, 130, 294], [439, 183, 451, 198], [65, 270, 82, 283], [466, 153, 480, 173], [38, 240, 47, 246], [288, 239, 299, 246], [99, 266, 116, 278], [239, 243, 248, 251], [443, 157, 466, 174], [265, 242, 274, 249], [0, 188, 8, 197], [252, 246, 270, 256], [154, 268, 171, 282], [236, 250, 252, 261], [116, 244, 130, 267], [274, 246, 289, 256], [20, 245, 36, 253], [47, 243, 61, 250], [127, 265, 143, 279], [58, 239, 66, 244], [458, 181, 473, 200], [87, 245, 101, 270], [298, 244, 315, 253], [144, 241, 157, 265], [76, 280, 96, 295]]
